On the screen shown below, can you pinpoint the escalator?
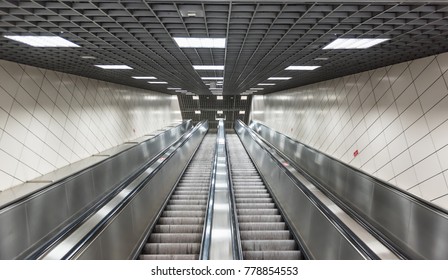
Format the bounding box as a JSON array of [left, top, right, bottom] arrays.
[[226, 134, 302, 260], [139, 134, 216, 260]]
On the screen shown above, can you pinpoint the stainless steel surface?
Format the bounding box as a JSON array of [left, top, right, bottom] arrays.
[[250, 121, 448, 259], [227, 133, 301, 260], [0, 121, 191, 259], [140, 133, 214, 260], [208, 120, 235, 260], [73, 122, 208, 259], [235, 121, 368, 260]]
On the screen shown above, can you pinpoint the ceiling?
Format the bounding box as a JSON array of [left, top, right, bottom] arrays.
[[1, 1, 448, 126]]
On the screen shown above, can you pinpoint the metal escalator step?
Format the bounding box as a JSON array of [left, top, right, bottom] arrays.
[[162, 210, 205, 217], [237, 215, 283, 222], [157, 217, 204, 225], [143, 243, 201, 254], [170, 195, 208, 200], [242, 240, 298, 251], [154, 224, 203, 233], [148, 233, 202, 243], [237, 209, 279, 215], [234, 193, 271, 198], [239, 222, 287, 231], [168, 200, 206, 205], [236, 203, 276, 209], [140, 254, 198, 260], [165, 205, 206, 211], [240, 230, 291, 240], [243, 251, 301, 260], [236, 198, 273, 203]]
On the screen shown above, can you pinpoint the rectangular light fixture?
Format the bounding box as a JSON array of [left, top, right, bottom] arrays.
[[4, 35, 80, 47], [132, 76, 156, 79], [268, 77, 291, 80], [285, 66, 320, 70], [217, 110, 223, 114], [148, 81, 168, 84], [192, 96, 199, 100], [95, 65, 133, 69], [241, 96, 248, 100], [174, 37, 226, 48], [201, 77, 224, 80], [239, 111, 246, 114], [217, 96, 223, 100], [250, 88, 264, 90], [323, 38, 389, 49], [195, 110, 201, 114], [258, 83, 275, 86], [314, 57, 329, 61], [193, 65, 225, 70], [168, 87, 181, 90]]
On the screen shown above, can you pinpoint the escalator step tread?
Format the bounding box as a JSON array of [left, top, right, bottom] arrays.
[[239, 222, 287, 231], [154, 225, 203, 233], [242, 240, 298, 251], [143, 243, 201, 254], [240, 230, 292, 240], [140, 254, 199, 260], [243, 251, 301, 260]]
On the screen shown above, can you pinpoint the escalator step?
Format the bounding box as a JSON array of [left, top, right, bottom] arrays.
[[154, 224, 203, 233], [238, 215, 283, 223], [157, 217, 204, 225], [165, 205, 206, 211], [243, 251, 301, 260], [148, 233, 202, 243], [140, 254, 198, 260], [162, 210, 204, 217], [237, 209, 279, 215], [143, 243, 201, 254], [240, 230, 292, 240], [242, 240, 298, 251], [239, 222, 287, 231]]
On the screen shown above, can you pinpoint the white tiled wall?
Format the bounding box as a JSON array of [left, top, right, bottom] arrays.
[[0, 59, 181, 191], [250, 51, 448, 209]]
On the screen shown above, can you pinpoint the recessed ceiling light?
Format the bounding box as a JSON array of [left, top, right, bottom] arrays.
[[81, 56, 96, 59], [174, 37, 226, 48], [258, 83, 275, 86], [217, 110, 223, 114], [241, 96, 248, 100], [201, 77, 224, 80], [250, 88, 264, 90], [95, 65, 132, 69], [193, 65, 225, 70], [168, 87, 181, 90], [195, 110, 201, 114], [148, 81, 168, 84], [268, 77, 291, 80], [239, 111, 246, 114], [285, 66, 320, 70], [4, 35, 80, 47], [193, 96, 199, 100], [132, 76, 157, 79], [314, 57, 329, 61], [323, 38, 389, 49], [217, 96, 223, 100]]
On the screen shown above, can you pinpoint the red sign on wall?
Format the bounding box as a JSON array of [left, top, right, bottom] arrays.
[[353, 149, 359, 157]]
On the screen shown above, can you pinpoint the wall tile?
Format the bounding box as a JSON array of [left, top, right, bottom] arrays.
[[251, 51, 448, 209], [0, 59, 181, 191]]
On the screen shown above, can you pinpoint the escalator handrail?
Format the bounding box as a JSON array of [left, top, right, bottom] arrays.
[[0, 120, 191, 212], [236, 120, 379, 260], [59, 121, 208, 259], [225, 134, 243, 260]]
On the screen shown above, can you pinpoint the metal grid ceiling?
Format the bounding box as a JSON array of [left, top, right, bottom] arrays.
[[178, 94, 251, 129], [1, 1, 448, 125]]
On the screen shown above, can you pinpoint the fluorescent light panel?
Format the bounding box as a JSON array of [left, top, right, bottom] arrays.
[[174, 37, 226, 48], [258, 83, 275, 86], [193, 96, 199, 100], [193, 65, 224, 70], [241, 96, 248, 100], [217, 96, 223, 100], [250, 88, 264, 90], [148, 81, 167, 84], [323, 38, 389, 49], [132, 76, 156, 79], [4, 35, 79, 47], [168, 88, 181, 90], [201, 77, 224, 80], [239, 111, 246, 114], [95, 65, 132, 69], [217, 110, 223, 114], [195, 110, 201, 114], [286, 66, 320, 70], [268, 77, 291, 80]]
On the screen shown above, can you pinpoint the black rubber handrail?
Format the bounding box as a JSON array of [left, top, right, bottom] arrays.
[[0, 120, 190, 212], [61, 121, 208, 259], [27, 121, 195, 259], [236, 120, 379, 260]]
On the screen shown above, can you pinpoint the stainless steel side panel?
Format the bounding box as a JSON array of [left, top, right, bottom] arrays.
[[76, 123, 207, 259], [0, 121, 191, 259], [250, 121, 448, 259], [235, 122, 364, 260]]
